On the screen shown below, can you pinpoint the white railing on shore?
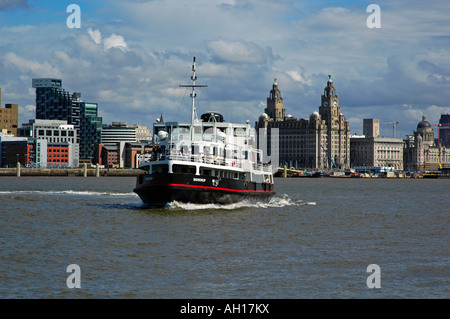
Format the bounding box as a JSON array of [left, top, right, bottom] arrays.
[[150, 151, 272, 173]]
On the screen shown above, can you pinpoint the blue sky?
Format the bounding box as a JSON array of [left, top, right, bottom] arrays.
[[1, 0, 450, 138]]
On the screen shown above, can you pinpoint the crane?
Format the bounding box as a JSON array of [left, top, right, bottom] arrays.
[[434, 148, 442, 169], [320, 145, 338, 169], [383, 121, 399, 138]]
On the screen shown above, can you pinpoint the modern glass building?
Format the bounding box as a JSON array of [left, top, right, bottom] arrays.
[[32, 79, 102, 161], [79, 102, 102, 161]]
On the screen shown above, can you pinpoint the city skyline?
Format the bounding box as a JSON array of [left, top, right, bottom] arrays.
[[1, 0, 450, 139]]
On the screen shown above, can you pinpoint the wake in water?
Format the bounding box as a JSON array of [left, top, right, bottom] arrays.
[[166, 194, 316, 210], [0, 190, 315, 211], [0, 190, 137, 197]]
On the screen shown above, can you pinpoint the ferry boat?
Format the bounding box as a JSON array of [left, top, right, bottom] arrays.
[[133, 57, 275, 207]]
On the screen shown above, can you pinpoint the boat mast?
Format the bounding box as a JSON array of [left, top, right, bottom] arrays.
[[179, 57, 207, 140]]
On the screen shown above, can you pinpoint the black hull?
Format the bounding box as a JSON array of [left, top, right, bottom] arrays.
[[133, 173, 275, 207]]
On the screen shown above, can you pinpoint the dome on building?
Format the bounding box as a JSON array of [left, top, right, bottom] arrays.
[[415, 114, 435, 145], [417, 115, 431, 130], [310, 111, 320, 121]]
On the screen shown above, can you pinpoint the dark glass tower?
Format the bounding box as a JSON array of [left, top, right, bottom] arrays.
[[32, 78, 102, 161]]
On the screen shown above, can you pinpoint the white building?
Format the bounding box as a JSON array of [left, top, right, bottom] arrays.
[[350, 119, 404, 170], [18, 119, 79, 167]]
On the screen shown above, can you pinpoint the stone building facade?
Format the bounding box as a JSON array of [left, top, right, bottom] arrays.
[[256, 77, 350, 169], [350, 119, 404, 170], [404, 115, 450, 171]]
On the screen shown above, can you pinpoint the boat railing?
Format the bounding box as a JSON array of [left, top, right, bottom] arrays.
[[149, 150, 272, 173], [253, 162, 273, 173], [151, 151, 243, 169]]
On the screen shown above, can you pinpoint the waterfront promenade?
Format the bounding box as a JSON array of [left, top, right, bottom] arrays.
[[0, 167, 144, 177]]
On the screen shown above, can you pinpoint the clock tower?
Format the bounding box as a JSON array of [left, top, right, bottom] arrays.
[[318, 75, 350, 169], [320, 75, 339, 110], [265, 79, 285, 121]]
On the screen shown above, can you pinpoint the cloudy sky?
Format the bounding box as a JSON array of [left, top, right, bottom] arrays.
[[1, 0, 449, 138]]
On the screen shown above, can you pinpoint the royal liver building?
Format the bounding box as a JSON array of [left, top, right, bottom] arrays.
[[256, 76, 350, 170]]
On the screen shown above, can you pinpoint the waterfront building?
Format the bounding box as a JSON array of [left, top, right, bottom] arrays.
[[101, 122, 138, 145], [17, 119, 79, 167], [0, 89, 19, 136], [98, 122, 152, 168], [18, 119, 77, 144], [32, 78, 102, 161], [0, 138, 76, 168], [0, 130, 28, 167], [125, 142, 149, 168], [403, 115, 450, 171], [95, 144, 119, 168], [256, 77, 350, 169], [136, 125, 152, 143], [101, 122, 152, 145], [77, 99, 102, 161], [0, 139, 34, 167], [439, 114, 450, 147], [33, 79, 74, 122], [350, 119, 404, 170], [0, 103, 19, 136]]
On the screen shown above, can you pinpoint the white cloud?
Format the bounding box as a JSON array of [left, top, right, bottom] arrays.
[[87, 28, 127, 51], [207, 40, 273, 64], [3, 52, 61, 77], [88, 28, 102, 45], [103, 34, 128, 51], [286, 70, 312, 86]]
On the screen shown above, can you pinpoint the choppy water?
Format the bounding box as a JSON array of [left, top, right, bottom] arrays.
[[0, 176, 448, 298]]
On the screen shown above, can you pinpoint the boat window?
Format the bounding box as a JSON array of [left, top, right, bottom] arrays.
[[203, 126, 214, 134], [234, 127, 246, 137], [152, 164, 168, 174], [173, 164, 195, 174], [202, 169, 211, 176], [172, 126, 190, 138]]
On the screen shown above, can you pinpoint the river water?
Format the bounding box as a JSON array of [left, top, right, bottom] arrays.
[[0, 176, 448, 298]]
